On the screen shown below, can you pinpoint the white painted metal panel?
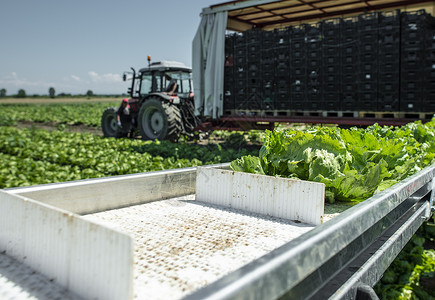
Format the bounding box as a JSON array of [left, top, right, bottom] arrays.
[[8, 167, 197, 214], [196, 167, 325, 225], [0, 190, 133, 300]]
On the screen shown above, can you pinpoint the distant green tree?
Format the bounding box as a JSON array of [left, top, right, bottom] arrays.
[[16, 89, 26, 98], [49, 87, 56, 98], [0, 88, 6, 97], [86, 90, 94, 98]]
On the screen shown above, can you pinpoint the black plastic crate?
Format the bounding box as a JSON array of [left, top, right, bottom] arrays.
[[378, 51, 400, 62], [235, 78, 247, 88], [234, 33, 245, 46], [341, 16, 358, 36], [358, 92, 378, 109], [378, 31, 400, 44], [234, 68, 247, 81], [291, 84, 305, 93], [291, 49, 307, 59], [379, 10, 400, 27], [342, 55, 358, 65], [359, 31, 378, 42], [290, 25, 306, 40], [377, 98, 400, 112], [360, 72, 377, 82], [234, 51, 247, 65], [324, 65, 340, 74], [275, 93, 291, 110], [426, 68, 435, 79], [358, 12, 378, 30], [323, 45, 341, 56], [359, 52, 378, 63], [425, 80, 435, 91], [360, 81, 377, 92], [275, 45, 290, 60], [247, 51, 260, 62], [379, 82, 399, 93], [342, 98, 358, 110], [276, 62, 290, 77], [322, 18, 341, 36], [306, 23, 322, 38], [261, 30, 275, 45], [379, 61, 399, 73], [247, 64, 260, 78], [290, 101, 306, 111], [360, 42, 377, 54], [290, 92, 306, 102], [307, 59, 322, 70], [323, 82, 341, 92], [401, 10, 427, 24], [307, 50, 322, 59], [379, 71, 399, 82], [342, 64, 358, 75], [323, 92, 340, 101], [245, 29, 262, 44], [290, 67, 307, 78], [291, 39, 306, 50], [401, 80, 422, 91], [323, 73, 341, 83], [343, 82, 358, 94], [401, 29, 425, 42], [224, 92, 235, 109], [306, 39, 322, 50], [401, 59, 423, 70], [261, 48, 275, 61], [275, 29, 290, 45], [401, 69, 421, 81], [400, 96, 422, 111], [359, 62, 377, 73], [340, 41, 359, 56], [290, 58, 306, 68], [322, 55, 339, 65]]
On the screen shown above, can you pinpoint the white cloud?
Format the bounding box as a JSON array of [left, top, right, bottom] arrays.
[[88, 71, 122, 83], [71, 75, 81, 81]]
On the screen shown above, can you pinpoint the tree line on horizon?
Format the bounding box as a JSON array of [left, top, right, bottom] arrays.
[[0, 87, 125, 98]]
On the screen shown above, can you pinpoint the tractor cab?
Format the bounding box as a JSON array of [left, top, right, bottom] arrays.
[[102, 59, 198, 142]]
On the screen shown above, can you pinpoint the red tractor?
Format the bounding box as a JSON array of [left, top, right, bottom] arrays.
[[101, 59, 199, 142]]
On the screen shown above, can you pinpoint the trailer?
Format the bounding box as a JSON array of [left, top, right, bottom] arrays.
[[1, 163, 434, 299], [192, 0, 435, 129]]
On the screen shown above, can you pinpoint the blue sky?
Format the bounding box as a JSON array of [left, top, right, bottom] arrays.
[[0, 0, 219, 95]]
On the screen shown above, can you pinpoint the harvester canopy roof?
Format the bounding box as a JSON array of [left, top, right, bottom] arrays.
[[202, 0, 435, 31]]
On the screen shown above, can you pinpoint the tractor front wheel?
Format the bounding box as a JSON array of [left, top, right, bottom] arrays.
[[138, 97, 182, 142], [101, 107, 120, 137]]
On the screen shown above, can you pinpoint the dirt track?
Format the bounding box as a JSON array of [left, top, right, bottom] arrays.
[[16, 121, 103, 136]]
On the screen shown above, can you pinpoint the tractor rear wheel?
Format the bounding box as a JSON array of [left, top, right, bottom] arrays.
[[101, 107, 121, 137], [138, 97, 182, 142]]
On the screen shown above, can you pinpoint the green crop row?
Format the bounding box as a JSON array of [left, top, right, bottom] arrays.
[[0, 102, 118, 127], [0, 126, 258, 189]]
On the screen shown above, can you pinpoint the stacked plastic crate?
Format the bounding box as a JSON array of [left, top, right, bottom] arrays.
[[358, 13, 378, 111], [245, 30, 263, 109], [377, 10, 401, 112], [261, 30, 276, 110], [233, 33, 247, 110], [424, 15, 435, 112], [289, 25, 307, 110], [400, 10, 426, 112], [274, 29, 291, 110], [340, 16, 359, 111], [224, 34, 235, 110], [321, 18, 341, 111], [306, 23, 323, 110]]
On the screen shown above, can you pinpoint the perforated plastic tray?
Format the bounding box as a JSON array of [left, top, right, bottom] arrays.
[[83, 195, 317, 300]]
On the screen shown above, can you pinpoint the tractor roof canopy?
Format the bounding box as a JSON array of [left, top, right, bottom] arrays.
[[139, 61, 191, 74]]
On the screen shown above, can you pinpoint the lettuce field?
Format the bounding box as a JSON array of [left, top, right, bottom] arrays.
[[0, 101, 434, 298]]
